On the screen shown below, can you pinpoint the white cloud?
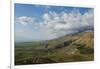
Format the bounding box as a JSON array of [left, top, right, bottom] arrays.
[[43, 9, 94, 37], [15, 9, 94, 42], [15, 16, 35, 25]]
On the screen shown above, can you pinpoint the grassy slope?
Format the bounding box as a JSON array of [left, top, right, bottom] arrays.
[[15, 32, 94, 65]]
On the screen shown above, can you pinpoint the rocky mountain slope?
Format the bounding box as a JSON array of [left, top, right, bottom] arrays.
[[15, 31, 94, 65]]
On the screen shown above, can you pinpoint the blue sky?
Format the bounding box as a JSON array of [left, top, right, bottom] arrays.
[[15, 3, 92, 19], [15, 3, 94, 42]]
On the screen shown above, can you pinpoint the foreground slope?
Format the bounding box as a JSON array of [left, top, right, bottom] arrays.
[[15, 32, 94, 65]]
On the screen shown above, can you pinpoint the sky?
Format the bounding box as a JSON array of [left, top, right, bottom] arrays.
[[15, 3, 94, 42]]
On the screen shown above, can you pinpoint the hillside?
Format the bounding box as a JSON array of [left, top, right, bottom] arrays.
[[15, 31, 94, 65]]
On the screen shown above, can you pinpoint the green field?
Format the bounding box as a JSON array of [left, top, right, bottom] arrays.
[[15, 32, 94, 65]]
